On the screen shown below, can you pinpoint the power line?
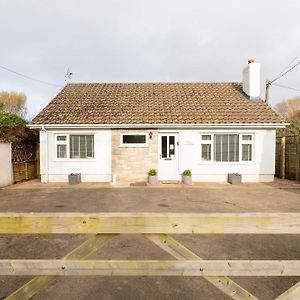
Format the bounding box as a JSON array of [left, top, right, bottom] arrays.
[[0, 64, 63, 88], [273, 51, 300, 81], [272, 83, 300, 92], [270, 60, 300, 84]]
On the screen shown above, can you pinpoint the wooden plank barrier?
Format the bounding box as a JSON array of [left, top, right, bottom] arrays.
[[1, 213, 300, 300], [1, 212, 300, 234]]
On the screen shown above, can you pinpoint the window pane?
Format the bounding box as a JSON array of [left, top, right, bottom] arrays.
[[70, 135, 94, 159], [202, 144, 211, 161], [242, 144, 252, 161], [215, 135, 222, 161], [57, 136, 67, 141], [122, 134, 146, 144], [57, 145, 67, 158], [202, 135, 211, 141], [161, 136, 167, 158], [222, 135, 229, 162], [86, 135, 94, 158], [169, 136, 175, 156], [242, 135, 252, 141], [215, 134, 239, 162], [229, 135, 239, 162]]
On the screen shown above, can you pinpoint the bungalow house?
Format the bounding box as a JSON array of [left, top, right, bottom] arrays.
[[29, 60, 285, 183]]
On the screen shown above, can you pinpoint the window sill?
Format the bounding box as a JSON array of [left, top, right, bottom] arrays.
[[119, 144, 149, 148], [54, 158, 96, 162], [198, 161, 255, 165]]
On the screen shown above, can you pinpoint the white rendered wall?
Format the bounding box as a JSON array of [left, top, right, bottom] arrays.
[[40, 130, 111, 183], [0, 143, 13, 187], [172, 129, 275, 183]]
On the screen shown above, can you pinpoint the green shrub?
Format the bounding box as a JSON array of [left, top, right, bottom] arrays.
[[148, 169, 157, 176], [0, 112, 27, 127], [182, 169, 192, 176]]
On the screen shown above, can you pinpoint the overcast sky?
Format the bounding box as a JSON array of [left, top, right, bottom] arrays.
[[0, 0, 299, 118]]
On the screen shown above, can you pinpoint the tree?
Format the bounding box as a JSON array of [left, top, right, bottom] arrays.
[[0, 91, 27, 118], [0, 111, 27, 127], [274, 97, 300, 119]]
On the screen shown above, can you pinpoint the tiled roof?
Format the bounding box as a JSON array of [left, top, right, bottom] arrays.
[[32, 82, 283, 125]]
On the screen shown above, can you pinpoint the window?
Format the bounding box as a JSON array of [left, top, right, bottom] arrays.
[[215, 134, 239, 162], [70, 135, 94, 159], [56, 135, 67, 158], [200, 135, 212, 161], [199, 133, 254, 163], [120, 133, 148, 147], [241, 134, 253, 161], [55, 134, 94, 159], [57, 145, 67, 158]]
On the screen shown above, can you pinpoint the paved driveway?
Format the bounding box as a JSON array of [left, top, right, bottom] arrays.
[[0, 180, 300, 299]]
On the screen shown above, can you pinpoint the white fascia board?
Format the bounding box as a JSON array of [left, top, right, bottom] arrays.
[[27, 123, 288, 130]]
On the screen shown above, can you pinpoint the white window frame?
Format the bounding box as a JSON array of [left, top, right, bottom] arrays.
[[54, 133, 95, 160], [120, 133, 149, 148], [199, 133, 254, 164], [241, 134, 254, 162], [200, 134, 213, 162], [55, 135, 69, 160]]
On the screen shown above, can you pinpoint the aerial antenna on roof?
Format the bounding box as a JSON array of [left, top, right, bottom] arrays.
[[65, 68, 73, 84]]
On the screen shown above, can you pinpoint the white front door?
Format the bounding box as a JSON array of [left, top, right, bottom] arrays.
[[158, 133, 179, 180]]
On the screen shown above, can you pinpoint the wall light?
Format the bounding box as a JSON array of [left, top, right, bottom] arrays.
[[149, 131, 153, 140]]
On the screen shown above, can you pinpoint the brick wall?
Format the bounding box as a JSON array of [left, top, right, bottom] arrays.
[[112, 129, 158, 182]]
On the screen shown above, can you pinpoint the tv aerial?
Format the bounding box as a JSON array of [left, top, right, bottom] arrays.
[[65, 68, 73, 83]]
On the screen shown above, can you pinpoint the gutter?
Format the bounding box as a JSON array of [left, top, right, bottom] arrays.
[[28, 123, 288, 130], [41, 126, 49, 184]]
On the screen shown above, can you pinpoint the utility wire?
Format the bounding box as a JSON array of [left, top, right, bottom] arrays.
[[273, 51, 300, 82], [270, 60, 300, 84], [272, 83, 300, 92], [0, 64, 63, 88]]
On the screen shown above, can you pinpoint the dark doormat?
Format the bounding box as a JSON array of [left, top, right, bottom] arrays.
[[130, 182, 147, 186]]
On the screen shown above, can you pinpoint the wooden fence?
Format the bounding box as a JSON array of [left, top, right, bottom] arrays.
[[1, 212, 300, 300], [12, 160, 38, 183], [276, 135, 300, 181]]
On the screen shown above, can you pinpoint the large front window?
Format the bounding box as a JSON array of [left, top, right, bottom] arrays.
[[55, 134, 94, 159], [200, 133, 253, 162], [215, 134, 239, 162], [70, 135, 94, 159]]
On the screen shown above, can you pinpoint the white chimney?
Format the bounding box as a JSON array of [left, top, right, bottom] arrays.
[[242, 59, 261, 99]]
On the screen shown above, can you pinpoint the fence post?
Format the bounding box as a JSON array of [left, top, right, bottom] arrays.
[[280, 136, 286, 179], [296, 139, 300, 181], [25, 162, 28, 180]]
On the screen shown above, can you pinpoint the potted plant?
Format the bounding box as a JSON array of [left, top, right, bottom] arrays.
[[148, 169, 158, 184], [182, 169, 192, 185], [228, 173, 242, 184], [68, 173, 81, 184]]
